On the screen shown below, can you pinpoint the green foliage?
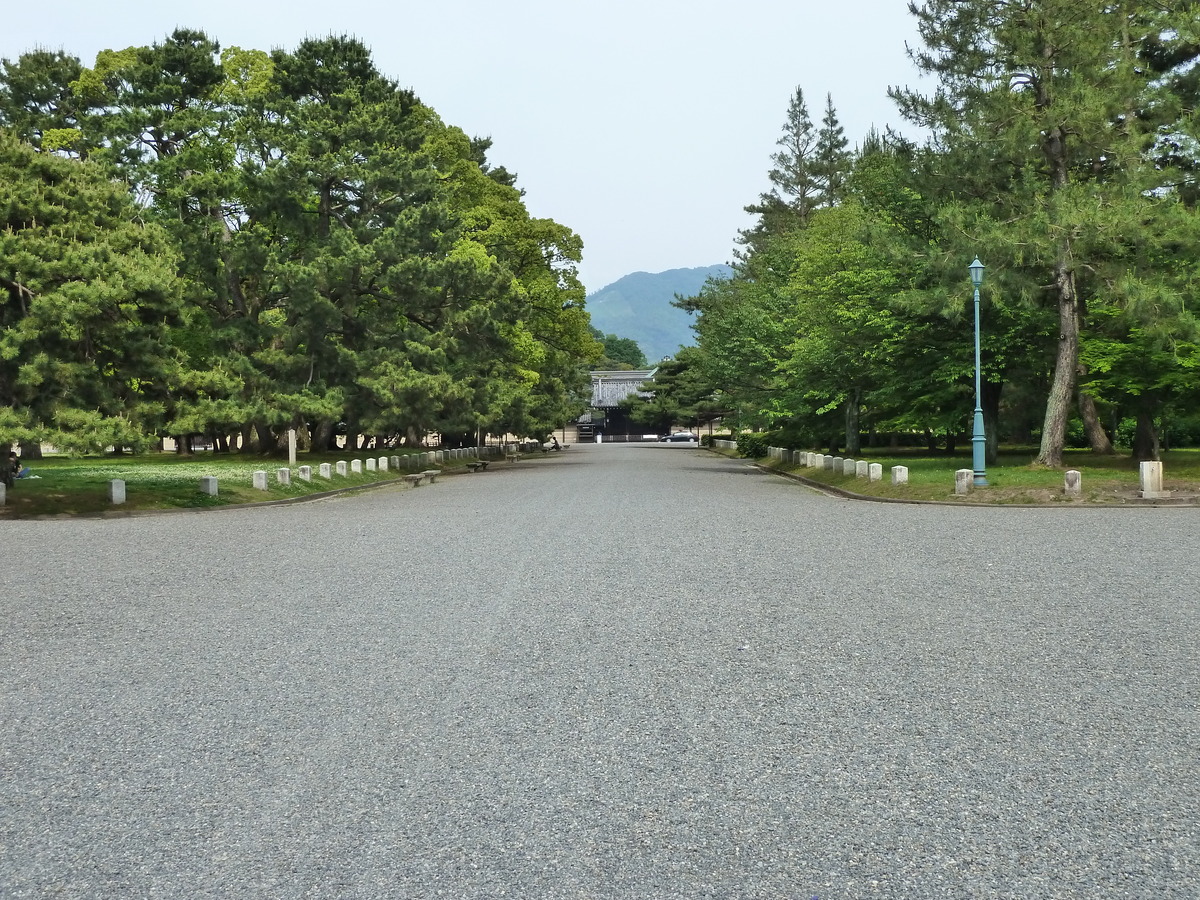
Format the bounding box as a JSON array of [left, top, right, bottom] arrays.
[[590, 327, 647, 369], [736, 433, 769, 459], [0, 30, 597, 454], [680, 2, 1200, 467], [0, 130, 183, 451]]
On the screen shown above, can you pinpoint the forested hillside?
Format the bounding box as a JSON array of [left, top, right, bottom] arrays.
[[0, 31, 600, 453], [586, 266, 729, 363]]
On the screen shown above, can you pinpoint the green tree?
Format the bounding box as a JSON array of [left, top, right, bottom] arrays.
[[0, 131, 183, 452], [590, 327, 647, 369], [894, 0, 1199, 466], [812, 93, 851, 208], [741, 85, 818, 253]]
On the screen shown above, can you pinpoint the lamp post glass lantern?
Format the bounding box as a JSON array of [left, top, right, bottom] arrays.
[[969, 258, 987, 486]]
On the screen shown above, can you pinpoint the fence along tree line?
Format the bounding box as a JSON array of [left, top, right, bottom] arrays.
[[0, 31, 600, 457]]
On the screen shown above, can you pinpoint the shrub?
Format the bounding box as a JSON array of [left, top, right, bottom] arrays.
[[736, 433, 770, 459]]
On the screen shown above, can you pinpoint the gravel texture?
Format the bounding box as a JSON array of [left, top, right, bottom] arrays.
[[1, 444, 1197, 898]]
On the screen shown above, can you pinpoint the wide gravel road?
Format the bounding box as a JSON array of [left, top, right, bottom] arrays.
[[2, 444, 1197, 899]]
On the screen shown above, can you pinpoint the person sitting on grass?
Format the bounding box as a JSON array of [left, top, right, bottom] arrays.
[[6, 451, 34, 483]]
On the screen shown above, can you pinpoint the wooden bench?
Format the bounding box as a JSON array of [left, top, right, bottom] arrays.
[[404, 473, 425, 487]]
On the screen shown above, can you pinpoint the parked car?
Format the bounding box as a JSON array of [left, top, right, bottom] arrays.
[[660, 432, 698, 443]]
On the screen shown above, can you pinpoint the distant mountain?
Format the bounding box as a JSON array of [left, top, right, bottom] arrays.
[[585, 265, 731, 363]]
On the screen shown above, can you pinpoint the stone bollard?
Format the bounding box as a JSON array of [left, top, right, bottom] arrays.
[[109, 479, 126, 504], [954, 468, 972, 495], [842, 458, 856, 476], [856, 460, 869, 478], [1139, 461, 1169, 499], [892, 466, 909, 486], [366, 458, 376, 473], [1064, 469, 1082, 497], [298, 466, 312, 482], [253, 470, 268, 491], [869, 463, 883, 482], [351, 459, 363, 474], [335, 461, 348, 477], [277, 467, 291, 486], [199, 476, 218, 496], [319, 463, 332, 479]]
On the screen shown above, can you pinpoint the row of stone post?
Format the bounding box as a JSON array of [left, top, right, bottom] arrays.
[[779, 448, 1172, 500], [775, 447, 905, 485]]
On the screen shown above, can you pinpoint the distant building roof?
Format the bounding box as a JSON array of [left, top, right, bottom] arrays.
[[590, 369, 657, 408]]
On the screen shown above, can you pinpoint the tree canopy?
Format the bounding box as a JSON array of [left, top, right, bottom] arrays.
[[0, 30, 601, 453], [679, 2, 1200, 462]]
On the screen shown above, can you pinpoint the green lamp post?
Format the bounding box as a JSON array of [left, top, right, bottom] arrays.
[[969, 258, 988, 486]]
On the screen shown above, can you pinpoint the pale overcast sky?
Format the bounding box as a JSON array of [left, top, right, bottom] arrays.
[[3, 1, 926, 293]]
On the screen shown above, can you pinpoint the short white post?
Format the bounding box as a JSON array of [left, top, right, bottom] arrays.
[[842, 458, 856, 476], [288, 428, 297, 466], [351, 459, 363, 474], [277, 467, 291, 486], [868, 463, 882, 483], [108, 479, 126, 504], [253, 470, 268, 491], [891, 466, 909, 486], [1139, 461, 1169, 499], [319, 463, 332, 479], [955, 468, 972, 495], [335, 461, 348, 477], [366, 458, 376, 473], [1064, 469, 1082, 497], [855, 460, 869, 478], [298, 465, 312, 482], [199, 476, 218, 496]]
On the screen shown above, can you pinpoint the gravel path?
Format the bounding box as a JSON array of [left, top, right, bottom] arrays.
[[2, 444, 1197, 898]]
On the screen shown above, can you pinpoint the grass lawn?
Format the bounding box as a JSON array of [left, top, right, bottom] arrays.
[[735, 447, 1200, 504], [0, 450, 441, 518]]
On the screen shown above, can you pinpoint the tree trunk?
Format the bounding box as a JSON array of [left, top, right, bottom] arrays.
[[254, 421, 276, 455], [312, 420, 335, 453], [18, 440, 42, 460], [175, 435, 194, 456], [1132, 411, 1160, 461], [240, 423, 255, 453], [1035, 258, 1080, 467], [844, 389, 862, 455], [1078, 387, 1115, 454], [982, 379, 1002, 466]]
